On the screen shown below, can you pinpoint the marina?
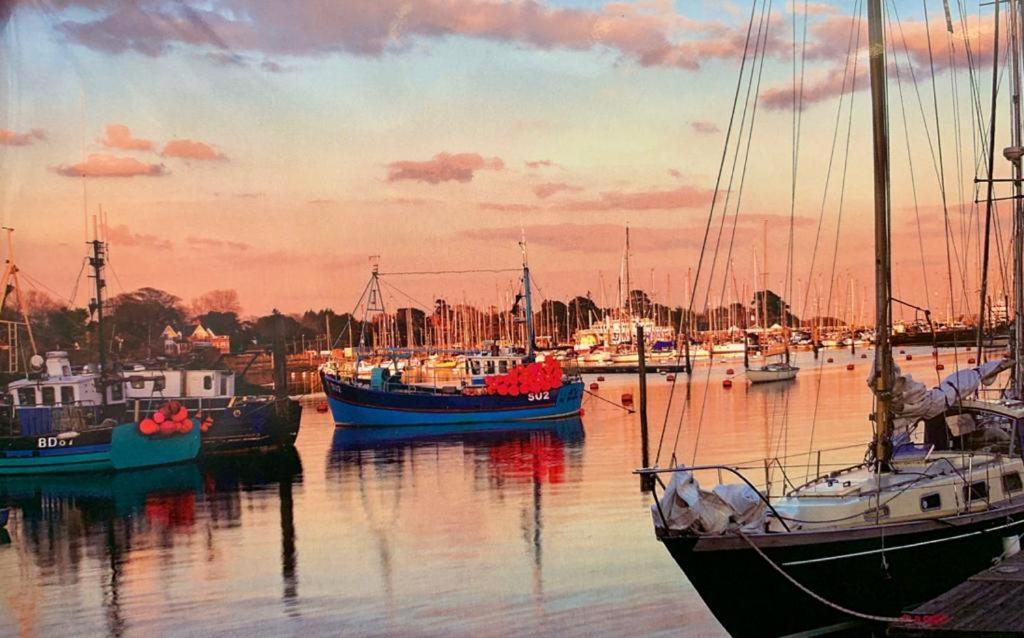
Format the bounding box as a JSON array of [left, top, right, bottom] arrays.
[[8, 0, 1024, 635]]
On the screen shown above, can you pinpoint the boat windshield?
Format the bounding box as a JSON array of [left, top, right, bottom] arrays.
[[913, 408, 1017, 455]]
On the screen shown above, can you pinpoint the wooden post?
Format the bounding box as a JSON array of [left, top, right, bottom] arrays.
[[638, 324, 653, 492]]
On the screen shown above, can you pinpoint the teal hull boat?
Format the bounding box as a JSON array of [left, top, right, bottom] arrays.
[[0, 420, 201, 475]]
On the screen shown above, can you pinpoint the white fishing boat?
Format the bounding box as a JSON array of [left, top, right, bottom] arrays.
[[744, 362, 799, 384]]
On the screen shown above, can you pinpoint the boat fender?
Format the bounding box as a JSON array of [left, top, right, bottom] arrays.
[[139, 418, 159, 436], [171, 406, 189, 423], [177, 419, 194, 434], [153, 411, 167, 424], [200, 415, 214, 432], [159, 420, 178, 436], [56, 431, 80, 440]]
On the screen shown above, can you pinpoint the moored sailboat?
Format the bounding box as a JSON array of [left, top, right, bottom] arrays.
[[640, 2, 1024, 635]]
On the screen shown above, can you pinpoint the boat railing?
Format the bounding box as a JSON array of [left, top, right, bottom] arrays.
[[636, 441, 869, 503]]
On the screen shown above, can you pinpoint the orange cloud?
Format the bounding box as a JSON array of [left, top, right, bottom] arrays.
[[107, 224, 173, 249], [478, 202, 542, 212], [55, 154, 167, 177], [0, 128, 45, 146], [387, 152, 504, 184], [99, 124, 153, 150], [557, 185, 714, 211], [162, 139, 227, 161], [690, 120, 719, 134], [533, 182, 583, 199]]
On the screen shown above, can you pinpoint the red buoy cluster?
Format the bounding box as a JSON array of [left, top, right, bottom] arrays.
[[138, 401, 194, 436], [483, 359, 563, 397]]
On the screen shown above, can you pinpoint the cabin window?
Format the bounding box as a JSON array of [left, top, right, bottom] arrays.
[[1004, 473, 1023, 494], [130, 377, 146, 389], [920, 493, 942, 511], [203, 375, 213, 390], [498, 360, 508, 373], [41, 387, 55, 406], [485, 361, 495, 375], [470, 361, 481, 375], [220, 376, 228, 395], [963, 481, 989, 502], [60, 386, 75, 405], [154, 377, 166, 392], [17, 388, 35, 406], [109, 383, 123, 402]]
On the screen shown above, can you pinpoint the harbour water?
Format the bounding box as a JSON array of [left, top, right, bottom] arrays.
[[0, 346, 983, 637]]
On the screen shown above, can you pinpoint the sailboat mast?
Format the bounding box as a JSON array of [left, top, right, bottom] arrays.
[[625, 224, 632, 318], [89, 235, 108, 406], [868, 0, 895, 470], [1010, 0, 1024, 398], [520, 241, 536, 356]]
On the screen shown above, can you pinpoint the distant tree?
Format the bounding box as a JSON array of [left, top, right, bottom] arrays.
[[190, 289, 241, 317], [109, 287, 186, 356], [566, 295, 602, 334]]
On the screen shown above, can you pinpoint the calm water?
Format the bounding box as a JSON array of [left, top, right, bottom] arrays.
[[0, 346, 986, 637]]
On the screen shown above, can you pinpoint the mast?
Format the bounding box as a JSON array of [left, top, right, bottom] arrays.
[[624, 223, 632, 319], [1009, 0, 1024, 398], [978, 0, 1001, 364], [867, 0, 895, 470], [88, 235, 108, 406], [520, 240, 536, 356]]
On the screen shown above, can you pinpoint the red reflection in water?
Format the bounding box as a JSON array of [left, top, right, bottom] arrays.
[[144, 492, 196, 529], [487, 433, 565, 485]]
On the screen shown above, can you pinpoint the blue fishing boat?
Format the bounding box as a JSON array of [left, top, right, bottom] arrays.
[[0, 240, 201, 475], [320, 251, 584, 426]]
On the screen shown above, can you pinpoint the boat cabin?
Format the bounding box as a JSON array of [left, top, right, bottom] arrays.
[[122, 366, 235, 399], [465, 354, 526, 379], [9, 351, 121, 408]]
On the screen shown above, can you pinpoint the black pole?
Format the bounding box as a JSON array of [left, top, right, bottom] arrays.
[[273, 310, 288, 417], [637, 325, 653, 492], [89, 239, 107, 407]]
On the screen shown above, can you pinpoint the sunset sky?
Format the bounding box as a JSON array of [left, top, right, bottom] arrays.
[[0, 1, 1011, 321]]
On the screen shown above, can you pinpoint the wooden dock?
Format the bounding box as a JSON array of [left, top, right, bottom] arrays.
[[890, 549, 1024, 636]]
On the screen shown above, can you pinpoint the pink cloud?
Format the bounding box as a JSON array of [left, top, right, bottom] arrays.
[[387, 152, 504, 184], [667, 168, 683, 178], [107, 224, 173, 249], [533, 182, 583, 199], [557, 185, 714, 211], [526, 159, 559, 169], [478, 202, 541, 212], [186, 235, 251, 251], [99, 123, 154, 151], [55, 154, 167, 177], [0, 128, 45, 146], [52, 1, 785, 72], [690, 120, 719, 134], [162, 138, 227, 161]]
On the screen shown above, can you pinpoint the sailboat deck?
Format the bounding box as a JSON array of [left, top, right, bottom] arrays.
[[892, 549, 1024, 635]]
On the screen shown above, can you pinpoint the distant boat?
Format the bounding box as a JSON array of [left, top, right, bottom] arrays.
[[744, 362, 799, 384]]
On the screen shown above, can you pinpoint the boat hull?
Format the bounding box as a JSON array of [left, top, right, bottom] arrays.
[[200, 399, 302, 453], [322, 373, 584, 426], [0, 422, 201, 475], [659, 505, 1024, 637], [745, 367, 799, 384]]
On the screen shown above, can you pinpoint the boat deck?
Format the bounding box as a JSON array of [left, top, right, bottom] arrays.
[[890, 548, 1024, 635]]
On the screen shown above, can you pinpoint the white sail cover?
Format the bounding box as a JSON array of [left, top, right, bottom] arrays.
[[872, 359, 1010, 434], [652, 470, 766, 534]]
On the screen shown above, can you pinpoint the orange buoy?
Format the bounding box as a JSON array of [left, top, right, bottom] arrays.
[[579, 408, 585, 416], [936, 363, 945, 371], [597, 376, 605, 381], [722, 379, 733, 388], [827, 358, 834, 363], [589, 382, 599, 390], [726, 368, 735, 375], [153, 411, 166, 425], [666, 374, 675, 381], [139, 418, 158, 436], [159, 420, 177, 436], [968, 357, 976, 365], [906, 354, 913, 360], [899, 349, 906, 354], [201, 416, 214, 433], [847, 364, 855, 370], [177, 419, 194, 434], [621, 392, 634, 404], [316, 402, 328, 413], [172, 406, 189, 423], [861, 354, 867, 359]]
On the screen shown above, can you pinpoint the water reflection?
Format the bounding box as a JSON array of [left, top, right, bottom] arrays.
[[0, 450, 304, 637], [328, 418, 585, 610]]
